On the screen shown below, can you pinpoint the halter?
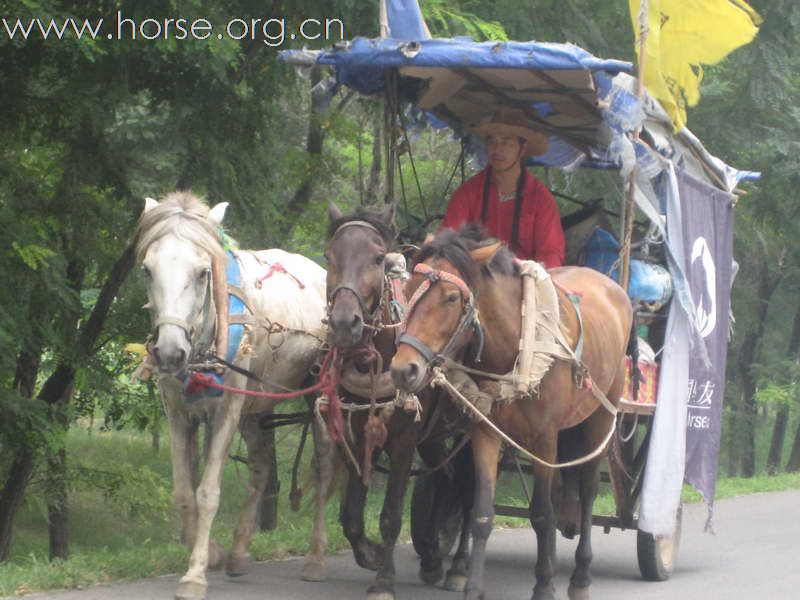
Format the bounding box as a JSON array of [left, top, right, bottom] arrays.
[[397, 263, 483, 367], [327, 220, 388, 333]]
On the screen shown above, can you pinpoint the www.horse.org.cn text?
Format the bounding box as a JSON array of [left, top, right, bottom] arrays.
[[2, 11, 345, 47]]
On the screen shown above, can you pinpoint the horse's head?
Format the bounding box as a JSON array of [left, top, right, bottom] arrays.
[[135, 192, 228, 375], [325, 201, 396, 349], [391, 227, 503, 392]]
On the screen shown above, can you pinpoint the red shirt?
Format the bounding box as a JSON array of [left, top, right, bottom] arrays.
[[441, 168, 565, 268]]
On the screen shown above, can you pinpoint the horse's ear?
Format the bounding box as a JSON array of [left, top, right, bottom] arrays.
[[208, 202, 229, 225], [470, 241, 503, 264], [144, 197, 159, 213], [379, 203, 396, 227], [328, 201, 343, 223]]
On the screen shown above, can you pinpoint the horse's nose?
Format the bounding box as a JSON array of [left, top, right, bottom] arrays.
[[329, 311, 363, 348], [391, 360, 421, 391], [152, 342, 188, 374]]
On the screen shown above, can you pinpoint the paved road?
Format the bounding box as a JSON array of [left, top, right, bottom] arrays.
[[22, 490, 800, 600]]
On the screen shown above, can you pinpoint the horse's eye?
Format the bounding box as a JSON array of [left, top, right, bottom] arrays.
[[375, 254, 386, 265], [443, 292, 460, 304], [141, 265, 151, 279], [198, 268, 210, 281]]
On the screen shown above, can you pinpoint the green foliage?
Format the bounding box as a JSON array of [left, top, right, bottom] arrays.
[[422, 0, 508, 41]]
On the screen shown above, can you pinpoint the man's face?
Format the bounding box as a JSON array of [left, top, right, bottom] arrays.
[[486, 134, 526, 172]]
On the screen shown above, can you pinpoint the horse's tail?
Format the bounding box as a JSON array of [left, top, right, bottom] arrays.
[[627, 309, 640, 402]]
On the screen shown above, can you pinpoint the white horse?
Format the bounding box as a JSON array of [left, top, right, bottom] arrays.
[[135, 191, 335, 600]]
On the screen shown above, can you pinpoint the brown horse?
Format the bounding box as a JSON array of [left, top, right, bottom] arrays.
[[325, 203, 474, 599], [390, 226, 633, 600]]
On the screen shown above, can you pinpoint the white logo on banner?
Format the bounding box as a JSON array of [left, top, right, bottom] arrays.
[[691, 237, 716, 338]]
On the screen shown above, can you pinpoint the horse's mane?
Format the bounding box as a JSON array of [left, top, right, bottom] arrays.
[[328, 205, 397, 244], [414, 224, 519, 288], [135, 191, 228, 264]]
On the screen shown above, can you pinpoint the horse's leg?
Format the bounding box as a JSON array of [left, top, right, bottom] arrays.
[[165, 405, 200, 551], [302, 415, 341, 582], [367, 420, 416, 600], [415, 439, 448, 585], [556, 427, 583, 539], [444, 440, 474, 593], [568, 408, 619, 600], [465, 425, 501, 600], [566, 458, 601, 600], [226, 412, 272, 577], [176, 399, 243, 600], [340, 447, 381, 571], [529, 441, 558, 600]]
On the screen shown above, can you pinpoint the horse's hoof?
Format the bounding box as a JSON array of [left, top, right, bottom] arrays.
[[207, 539, 226, 571], [444, 573, 469, 592], [354, 541, 381, 571], [301, 559, 327, 582], [464, 588, 484, 600], [567, 584, 591, 600], [366, 586, 395, 600], [225, 552, 251, 577], [420, 563, 444, 585], [531, 584, 556, 600], [175, 580, 207, 600]]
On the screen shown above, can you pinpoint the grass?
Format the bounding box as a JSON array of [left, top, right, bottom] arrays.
[[2, 423, 800, 597]]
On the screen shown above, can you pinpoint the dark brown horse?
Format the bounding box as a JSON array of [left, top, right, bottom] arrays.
[[324, 203, 473, 600], [390, 226, 633, 600]]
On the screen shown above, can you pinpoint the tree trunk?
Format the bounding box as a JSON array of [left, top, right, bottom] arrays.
[[365, 116, 383, 204], [738, 253, 785, 477], [0, 346, 42, 562], [47, 396, 70, 561], [786, 421, 800, 472], [0, 450, 35, 562], [766, 405, 789, 475], [282, 66, 325, 233], [148, 381, 160, 453], [726, 404, 739, 477], [784, 300, 800, 472]]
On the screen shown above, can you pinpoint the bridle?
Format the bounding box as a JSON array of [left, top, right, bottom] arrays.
[[149, 267, 215, 357], [397, 262, 483, 369], [326, 220, 388, 336]]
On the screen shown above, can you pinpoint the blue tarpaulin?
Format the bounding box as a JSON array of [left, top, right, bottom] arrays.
[[309, 37, 633, 96]]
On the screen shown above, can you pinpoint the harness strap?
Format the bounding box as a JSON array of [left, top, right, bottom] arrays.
[[155, 315, 192, 332], [431, 366, 616, 470], [227, 283, 257, 316], [396, 333, 438, 364], [332, 220, 381, 238]]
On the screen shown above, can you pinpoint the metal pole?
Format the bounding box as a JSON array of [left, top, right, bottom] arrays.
[[620, 0, 649, 291]]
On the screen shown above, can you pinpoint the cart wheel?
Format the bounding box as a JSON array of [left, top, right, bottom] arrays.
[[411, 474, 462, 557], [637, 505, 682, 581]]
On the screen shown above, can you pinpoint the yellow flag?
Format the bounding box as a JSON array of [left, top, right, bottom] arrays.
[[629, 0, 762, 130]]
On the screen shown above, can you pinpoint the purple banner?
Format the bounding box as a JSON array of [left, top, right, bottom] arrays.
[[678, 170, 734, 509]]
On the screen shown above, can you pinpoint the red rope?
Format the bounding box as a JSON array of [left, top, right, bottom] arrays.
[[255, 262, 305, 289], [184, 347, 346, 443]]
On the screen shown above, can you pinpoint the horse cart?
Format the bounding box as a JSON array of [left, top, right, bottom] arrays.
[[281, 0, 756, 594]]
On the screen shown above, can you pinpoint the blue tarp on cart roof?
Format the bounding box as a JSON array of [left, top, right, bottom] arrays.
[[313, 37, 634, 96]]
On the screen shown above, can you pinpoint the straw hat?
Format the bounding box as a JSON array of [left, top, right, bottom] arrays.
[[472, 106, 549, 156]]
